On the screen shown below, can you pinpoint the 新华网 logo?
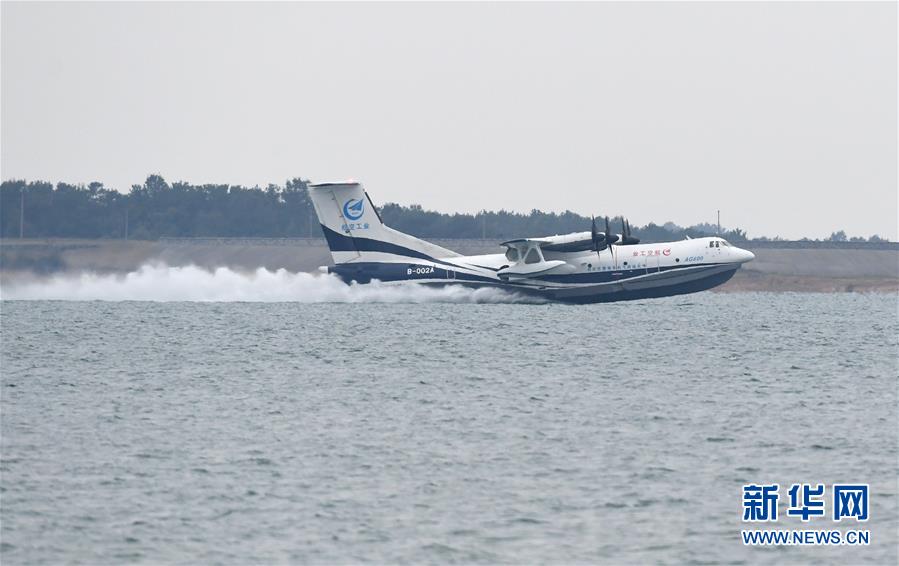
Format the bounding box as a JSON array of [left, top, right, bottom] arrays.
[[741, 483, 870, 547], [343, 198, 365, 220]]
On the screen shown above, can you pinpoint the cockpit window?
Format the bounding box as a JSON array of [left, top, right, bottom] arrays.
[[505, 248, 519, 262], [710, 241, 715, 248], [524, 248, 542, 264]]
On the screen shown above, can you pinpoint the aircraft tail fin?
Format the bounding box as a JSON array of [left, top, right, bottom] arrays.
[[308, 182, 460, 265]]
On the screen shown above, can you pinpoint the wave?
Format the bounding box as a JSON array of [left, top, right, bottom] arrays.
[[0, 264, 541, 304]]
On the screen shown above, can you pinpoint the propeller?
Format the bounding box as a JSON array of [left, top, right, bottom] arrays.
[[591, 216, 620, 256], [619, 218, 640, 245], [604, 217, 619, 248], [591, 216, 605, 252]]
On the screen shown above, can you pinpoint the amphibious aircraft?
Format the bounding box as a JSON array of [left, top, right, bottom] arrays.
[[309, 182, 754, 303]]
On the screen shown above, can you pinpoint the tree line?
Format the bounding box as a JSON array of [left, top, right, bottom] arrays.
[[0, 176, 315, 240], [0, 176, 887, 243]]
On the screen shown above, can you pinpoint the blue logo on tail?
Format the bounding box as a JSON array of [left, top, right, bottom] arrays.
[[343, 198, 364, 220]]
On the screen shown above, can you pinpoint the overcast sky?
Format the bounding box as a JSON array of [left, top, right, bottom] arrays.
[[2, 2, 896, 239]]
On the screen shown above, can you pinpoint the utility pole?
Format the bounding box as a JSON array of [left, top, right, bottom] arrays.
[[124, 207, 129, 240], [19, 189, 24, 238], [481, 213, 486, 239], [717, 210, 720, 236]]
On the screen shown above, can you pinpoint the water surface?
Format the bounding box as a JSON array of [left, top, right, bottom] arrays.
[[1, 291, 896, 564]]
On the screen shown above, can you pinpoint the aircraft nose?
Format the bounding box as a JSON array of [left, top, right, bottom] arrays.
[[737, 248, 755, 263]]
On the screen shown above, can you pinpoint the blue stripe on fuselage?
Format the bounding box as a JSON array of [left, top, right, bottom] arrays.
[[321, 225, 436, 262], [537, 263, 729, 284], [328, 262, 738, 303], [331, 260, 729, 287], [330, 262, 500, 285], [320, 225, 475, 273]]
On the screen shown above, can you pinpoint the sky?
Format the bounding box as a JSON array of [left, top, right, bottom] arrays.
[[2, 1, 896, 240]]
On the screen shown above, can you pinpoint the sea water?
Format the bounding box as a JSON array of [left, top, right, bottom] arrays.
[[1, 268, 896, 564]]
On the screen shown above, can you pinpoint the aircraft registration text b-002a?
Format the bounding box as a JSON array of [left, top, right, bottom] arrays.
[[308, 181, 755, 304]]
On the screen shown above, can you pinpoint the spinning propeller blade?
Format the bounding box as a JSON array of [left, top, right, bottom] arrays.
[[604, 217, 619, 253], [619, 217, 640, 245]]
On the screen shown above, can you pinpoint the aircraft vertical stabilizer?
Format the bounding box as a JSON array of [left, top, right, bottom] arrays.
[[308, 182, 460, 265]]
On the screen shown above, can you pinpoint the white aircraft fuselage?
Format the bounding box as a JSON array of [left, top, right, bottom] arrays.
[[310, 182, 754, 303]]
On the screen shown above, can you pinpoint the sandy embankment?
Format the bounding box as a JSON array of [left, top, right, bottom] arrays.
[[0, 238, 897, 293]]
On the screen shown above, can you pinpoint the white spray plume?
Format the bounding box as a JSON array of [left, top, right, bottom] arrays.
[[1, 264, 542, 304]]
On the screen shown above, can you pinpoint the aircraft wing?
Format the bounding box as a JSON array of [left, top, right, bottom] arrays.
[[501, 231, 598, 253], [500, 238, 552, 250]]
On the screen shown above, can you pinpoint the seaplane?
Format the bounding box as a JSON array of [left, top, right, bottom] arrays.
[[309, 182, 754, 303]]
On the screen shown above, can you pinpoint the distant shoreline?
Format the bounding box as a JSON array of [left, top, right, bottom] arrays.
[[1, 237, 897, 294], [4, 236, 896, 250]]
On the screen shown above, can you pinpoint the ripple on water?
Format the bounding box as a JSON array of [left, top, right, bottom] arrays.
[[0, 294, 896, 565]]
